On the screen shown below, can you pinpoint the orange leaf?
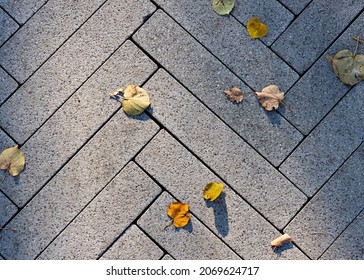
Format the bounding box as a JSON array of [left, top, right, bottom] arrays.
[[167, 202, 191, 228], [247, 17, 268, 39]]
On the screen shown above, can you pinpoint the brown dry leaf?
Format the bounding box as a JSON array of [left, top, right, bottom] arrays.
[[203, 182, 224, 201], [247, 17, 268, 39], [224, 86, 244, 103], [271, 233, 293, 251], [255, 85, 285, 111], [164, 202, 191, 229], [0, 145, 26, 177]]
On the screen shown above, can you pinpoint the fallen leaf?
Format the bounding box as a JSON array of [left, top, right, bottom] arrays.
[[224, 86, 244, 103], [212, 0, 234, 15], [122, 85, 151, 116], [0, 145, 26, 177], [247, 17, 268, 39], [271, 233, 293, 251], [255, 85, 284, 111], [203, 182, 224, 201], [166, 202, 191, 228]]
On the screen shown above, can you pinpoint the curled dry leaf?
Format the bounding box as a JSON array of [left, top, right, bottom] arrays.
[[212, 0, 234, 15], [224, 86, 244, 103], [0, 145, 26, 177], [255, 85, 284, 111], [122, 85, 151, 116], [203, 182, 224, 201], [247, 17, 268, 39], [271, 233, 293, 251], [163, 202, 191, 229]]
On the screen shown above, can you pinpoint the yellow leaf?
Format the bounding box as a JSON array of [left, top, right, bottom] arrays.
[[271, 233, 293, 251], [212, 0, 234, 16], [166, 202, 191, 228], [224, 86, 244, 103], [0, 145, 26, 177], [122, 85, 151, 116], [203, 182, 224, 201], [247, 17, 268, 39], [255, 85, 284, 111]]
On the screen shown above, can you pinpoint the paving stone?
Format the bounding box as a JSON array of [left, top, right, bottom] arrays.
[[231, 0, 294, 45], [320, 210, 364, 260], [101, 224, 164, 260], [284, 143, 364, 259], [161, 254, 174, 260], [133, 10, 303, 166], [38, 163, 161, 260], [142, 69, 306, 229], [278, 0, 312, 15], [136, 130, 308, 259], [280, 83, 364, 197], [0, 127, 14, 148], [0, 192, 17, 227], [0, 0, 47, 24], [0, 67, 17, 105], [138, 191, 241, 260], [278, 11, 364, 135], [0, 255, 3, 260], [272, 0, 364, 74], [0, 108, 159, 259], [0, 0, 107, 83], [148, 5, 298, 92], [0, 41, 157, 207], [0, 0, 156, 144], [0, 8, 19, 46]]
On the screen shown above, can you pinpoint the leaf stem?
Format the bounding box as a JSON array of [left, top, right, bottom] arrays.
[[0, 228, 16, 231], [161, 219, 173, 230]]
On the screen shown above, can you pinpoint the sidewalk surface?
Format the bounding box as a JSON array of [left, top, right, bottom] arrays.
[[0, 0, 363, 260]]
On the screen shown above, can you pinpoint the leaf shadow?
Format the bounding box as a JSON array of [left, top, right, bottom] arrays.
[[273, 242, 294, 256], [175, 220, 193, 233], [265, 110, 282, 126], [204, 192, 229, 237]]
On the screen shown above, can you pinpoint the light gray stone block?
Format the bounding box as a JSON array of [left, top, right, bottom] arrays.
[[279, 11, 364, 135], [278, 0, 311, 15], [0, 108, 158, 259], [133, 10, 303, 166], [0, 0, 106, 83], [136, 130, 308, 259], [0, 0, 47, 24], [320, 210, 364, 260], [38, 163, 161, 260], [0, 41, 157, 207], [0, 255, 3, 260], [142, 69, 306, 229], [161, 254, 174, 260], [0, 192, 17, 227], [138, 191, 241, 260], [272, 0, 364, 73], [280, 83, 364, 197], [0, 0, 156, 144], [284, 143, 364, 259], [0, 8, 18, 46], [101, 224, 164, 260], [0, 127, 14, 149], [0, 67, 17, 105]]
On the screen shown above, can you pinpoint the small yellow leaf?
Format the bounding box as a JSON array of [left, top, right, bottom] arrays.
[[224, 86, 244, 103], [167, 202, 191, 228], [247, 17, 268, 39], [122, 85, 151, 116], [212, 0, 234, 16], [203, 182, 224, 201], [255, 85, 284, 111], [0, 145, 26, 176]]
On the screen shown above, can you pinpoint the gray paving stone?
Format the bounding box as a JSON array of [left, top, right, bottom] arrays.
[[0, 0, 47, 24], [0, 192, 17, 227], [320, 210, 364, 260], [136, 130, 308, 259], [0, 41, 157, 207], [0, 67, 17, 105], [0, 0, 106, 83], [148, 6, 298, 92], [0, 127, 14, 149], [138, 191, 241, 260], [101, 224, 164, 260], [133, 10, 303, 166], [142, 69, 306, 229], [278, 0, 312, 15], [0, 255, 3, 260], [280, 83, 364, 197], [0, 109, 159, 259], [161, 254, 174, 260], [231, 0, 294, 45], [272, 0, 364, 74], [0, 8, 18, 46], [279, 12, 364, 135], [0, 0, 156, 144], [38, 163, 161, 260], [284, 143, 364, 259]]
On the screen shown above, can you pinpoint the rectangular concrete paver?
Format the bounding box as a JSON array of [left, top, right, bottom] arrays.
[[320, 210, 364, 260], [37, 162, 161, 260], [0, 7, 18, 46], [0, 0, 47, 24], [0, 67, 17, 105], [0, 192, 17, 227], [0, 0, 156, 144], [133, 10, 303, 166], [284, 142, 364, 259], [138, 191, 241, 260], [272, 0, 364, 73], [278, 0, 311, 15], [161, 254, 174, 260], [101, 224, 164, 260], [280, 82, 364, 197], [143, 69, 306, 229], [0, 108, 159, 259], [0, 0, 106, 83], [0, 127, 14, 148], [136, 129, 307, 259]]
